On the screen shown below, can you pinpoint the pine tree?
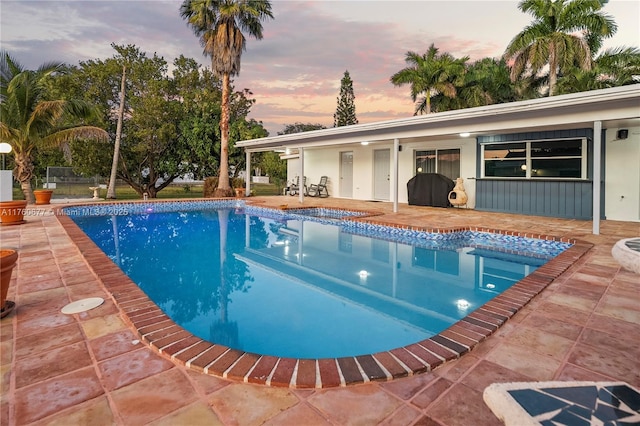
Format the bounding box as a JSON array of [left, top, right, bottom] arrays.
[[333, 70, 358, 127]]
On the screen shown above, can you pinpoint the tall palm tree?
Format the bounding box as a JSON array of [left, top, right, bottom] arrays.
[[0, 51, 108, 204], [555, 46, 640, 94], [180, 0, 273, 197], [390, 44, 467, 115], [504, 0, 617, 96]]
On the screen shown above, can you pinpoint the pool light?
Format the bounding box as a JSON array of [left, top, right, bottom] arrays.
[[358, 270, 369, 278], [456, 299, 471, 310]]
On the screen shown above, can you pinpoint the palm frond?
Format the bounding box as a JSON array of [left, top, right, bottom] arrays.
[[39, 126, 109, 150]]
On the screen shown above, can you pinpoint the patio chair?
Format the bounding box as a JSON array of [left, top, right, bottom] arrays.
[[308, 176, 329, 198], [289, 176, 308, 196]]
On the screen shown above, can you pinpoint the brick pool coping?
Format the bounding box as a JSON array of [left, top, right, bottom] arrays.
[[53, 199, 593, 389]]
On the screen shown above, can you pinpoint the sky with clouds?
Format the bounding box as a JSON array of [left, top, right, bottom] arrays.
[[2, 0, 639, 135]]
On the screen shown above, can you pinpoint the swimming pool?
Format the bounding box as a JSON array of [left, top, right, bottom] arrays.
[[58, 200, 586, 387], [68, 200, 568, 358]]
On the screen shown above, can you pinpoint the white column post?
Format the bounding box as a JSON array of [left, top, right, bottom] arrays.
[[592, 121, 602, 235], [298, 147, 305, 203], [393, 138, 399, 213], [245, 150, 251, 194]]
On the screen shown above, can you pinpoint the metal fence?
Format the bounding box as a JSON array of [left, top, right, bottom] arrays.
[[41, 167, 105, 197]]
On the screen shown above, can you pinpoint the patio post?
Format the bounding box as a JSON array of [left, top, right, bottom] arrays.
[[393, 138, 399, 213], [299, 147, 305, 203], [592, 121, 602, 235], [245, 150, 251, 195]]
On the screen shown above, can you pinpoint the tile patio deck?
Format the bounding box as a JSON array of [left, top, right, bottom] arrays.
[[1, 196, 639, 425]]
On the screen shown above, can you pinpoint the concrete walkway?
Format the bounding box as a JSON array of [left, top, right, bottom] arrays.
[[1, 197, 638, 425]]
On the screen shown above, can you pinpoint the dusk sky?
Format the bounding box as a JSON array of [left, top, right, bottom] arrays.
[[2, 0, 639, 135]]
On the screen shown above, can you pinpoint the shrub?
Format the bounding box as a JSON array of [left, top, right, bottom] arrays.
[[203, 177, 218, 198], [231, 177, 245, 188]]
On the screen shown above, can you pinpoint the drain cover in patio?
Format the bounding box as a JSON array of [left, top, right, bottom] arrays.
[[61, 297, 104, 314]]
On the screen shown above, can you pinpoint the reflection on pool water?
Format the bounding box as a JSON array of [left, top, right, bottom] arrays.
[[70, 203, 570, 358]]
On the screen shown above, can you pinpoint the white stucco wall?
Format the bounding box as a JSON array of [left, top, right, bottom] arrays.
[[286, 158, 299, 186], [302, 150, 340, 197], [605, 126, 640, 222], [0, 170, 13, 202]]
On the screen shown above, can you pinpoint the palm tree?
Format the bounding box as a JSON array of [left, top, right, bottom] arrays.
[[588, 46, 640, 87], [390, 44, 467, 115], [555, 46, 640, 94], [0, 51, 108, 204], [180, 0, 273, 197], [431, 58, 519, 111], [504, 0, 617, 96]]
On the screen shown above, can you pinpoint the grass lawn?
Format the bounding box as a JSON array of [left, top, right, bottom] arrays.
[[12, 182, 282, 200]]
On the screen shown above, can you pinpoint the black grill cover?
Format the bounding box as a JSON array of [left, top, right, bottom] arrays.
[[407, 173, 455, 207]]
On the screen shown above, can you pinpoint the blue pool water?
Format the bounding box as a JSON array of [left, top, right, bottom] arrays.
[[68, 202, 570, 358]]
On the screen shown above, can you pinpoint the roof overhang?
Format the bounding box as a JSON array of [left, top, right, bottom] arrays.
[[237, 85, 640, 152]]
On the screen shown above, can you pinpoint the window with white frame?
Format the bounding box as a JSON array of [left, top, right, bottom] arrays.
[[415, 149, 460, 181], [482, 138, 586, 179]]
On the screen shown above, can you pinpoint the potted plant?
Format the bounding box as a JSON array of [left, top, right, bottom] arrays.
[[1, 248, 18, 318], [33, 188, 54, 205], [232, 178, 246, 198], [0, 200, 28, 225]]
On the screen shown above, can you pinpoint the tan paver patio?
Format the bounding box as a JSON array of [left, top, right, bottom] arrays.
[[1, 196, 639, 425]]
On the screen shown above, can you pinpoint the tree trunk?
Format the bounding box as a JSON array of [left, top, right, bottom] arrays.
[[14, 151, 35, 204], [214, 73, 234, 198], [107, 65, 127, 199], [548, 43, 558, 96], [145, 185, 158, 198]]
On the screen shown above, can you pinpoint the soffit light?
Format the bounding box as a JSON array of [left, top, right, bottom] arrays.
[[459, 132, 471, 138], [361, 141, 369, 145]]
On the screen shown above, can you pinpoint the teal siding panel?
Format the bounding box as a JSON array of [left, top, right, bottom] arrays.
[[549, 183, 559, 216], [497, 180, 505, 211], [581, 184, 592, 217], [522, 181, 531, 212], [536, 183, 546, 216], [476, 179, 593, 219]]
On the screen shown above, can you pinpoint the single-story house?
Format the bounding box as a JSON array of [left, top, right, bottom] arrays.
[[236, 85, 640, 234]]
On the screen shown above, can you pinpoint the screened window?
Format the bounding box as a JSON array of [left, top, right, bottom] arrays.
[[484, 143, 526, 177], [415, 149, 460, 181], [530, 140, 582, 178], [482, 139, 586, 179]]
